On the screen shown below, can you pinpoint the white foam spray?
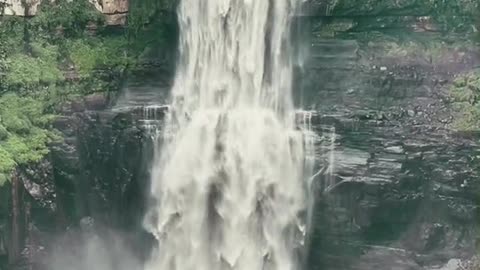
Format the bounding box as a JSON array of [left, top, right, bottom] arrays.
[[144, 1, 313, 270]]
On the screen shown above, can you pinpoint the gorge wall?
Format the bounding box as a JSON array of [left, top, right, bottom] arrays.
[[297, 1, 480, 269], [0, 0, 479, 270]]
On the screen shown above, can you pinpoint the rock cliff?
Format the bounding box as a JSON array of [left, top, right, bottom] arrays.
[[0, 0, 41, 16], [0, 1, 478, 270], [0, 0, 129, 25], [295, 1, 479, 269]]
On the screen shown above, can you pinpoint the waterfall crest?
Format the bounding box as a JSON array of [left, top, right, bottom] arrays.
[[144, 1, 312, 270]]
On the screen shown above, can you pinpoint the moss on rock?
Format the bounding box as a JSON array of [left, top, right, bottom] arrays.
[[449, 70, 480, 131]]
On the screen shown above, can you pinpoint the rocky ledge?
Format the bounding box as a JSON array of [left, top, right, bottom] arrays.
[[297, 5, 479, 270]]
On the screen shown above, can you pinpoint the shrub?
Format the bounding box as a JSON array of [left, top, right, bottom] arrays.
[[67, 37, 131, 77], [450, 70, 480, 130], [0, 147, 15, 186], [31, 0, 104, 36], [0, 94, 58, 186], [4, 42, 63, 87]]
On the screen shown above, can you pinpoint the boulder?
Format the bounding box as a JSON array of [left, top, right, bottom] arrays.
[[0, 0, 41, 16], [89, 0, 128, 25]]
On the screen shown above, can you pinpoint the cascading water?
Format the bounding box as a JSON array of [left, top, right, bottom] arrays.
[[144, 1, 313, 270]]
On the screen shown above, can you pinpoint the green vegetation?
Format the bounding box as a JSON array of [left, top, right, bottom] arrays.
[[319, 0, 479, 131], [330, 0, 478, 18], [450, 70, 480, 131], [31, 0, 104, 36], [127, 0, 177, 62], [318, 0, 479, 40], [0, 0, 174, 186], [0, 94, 59, 185], [0, 2, 127, 92], [66, 37, 132, 76], [5, 42, 63, 87], [0, 1, 118, 186]]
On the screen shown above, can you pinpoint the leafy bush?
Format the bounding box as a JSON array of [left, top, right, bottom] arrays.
[[0, 147, 15, 186], [3, 40, 63, 88], [0, 0, 175, 186], [5, 54, 62, 86], [0, 17, 25, 89], [0, 94, 58, 185], [67, 37, 131, 77], [450, 70, 480, 130], [31, 0, 103, 36]]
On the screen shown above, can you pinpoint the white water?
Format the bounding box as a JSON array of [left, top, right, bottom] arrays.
[[144, 1, 313, 270]]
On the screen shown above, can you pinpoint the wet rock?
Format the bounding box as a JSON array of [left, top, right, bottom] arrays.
[[89, 0, 128, 25], [300, 5, 480, 268], [0, 227, 6, 257], [70, 99, 87, 113], [104, 13, 128, 25], [427, 259, 462, 270], [80, 216, 95, 231], [353, 247, 421, 270], [385, 145, 404, 154], [84, 93, 108, 111], [20, 161, 56, 211]]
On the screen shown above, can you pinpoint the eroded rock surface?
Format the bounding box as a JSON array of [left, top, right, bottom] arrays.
[[0, 0, 41, 16], [297, 3, 479, 269], [89, 0, 129, 25]]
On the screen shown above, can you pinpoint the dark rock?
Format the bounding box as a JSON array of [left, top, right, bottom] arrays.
[[0, 227, 6, 257], [70, 99, 86, 113], [298, 5, 480, 269], [84, 94, 108, 111], [79, 217, 95, 231]]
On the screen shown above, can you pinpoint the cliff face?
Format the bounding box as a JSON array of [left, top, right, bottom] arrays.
[[296, 1, 479, 269], [0, 92, 159, 270], [0, 0, 129, 25], [0, 1, 478, 270], [89, 0, 129, 25], [0, 0, 176, 266], [301, 0, 478, 16], [0, 0, 41, 16]]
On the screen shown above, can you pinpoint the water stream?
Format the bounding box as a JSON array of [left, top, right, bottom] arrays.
[[143, 1, 314, 270]]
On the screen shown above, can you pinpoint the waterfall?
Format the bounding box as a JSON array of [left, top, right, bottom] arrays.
[[144, 1, 313, 270]]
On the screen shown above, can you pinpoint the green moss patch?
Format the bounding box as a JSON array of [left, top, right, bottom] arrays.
[[450, 70, 480, 131]]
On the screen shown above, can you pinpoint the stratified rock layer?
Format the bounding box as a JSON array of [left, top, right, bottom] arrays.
[[295, 2, 479, 269]]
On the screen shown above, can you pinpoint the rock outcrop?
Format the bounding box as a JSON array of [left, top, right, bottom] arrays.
[[295, 2, 479, 269], [89, 0, 129, 25], [0, 0, 41, 16], [0, 0, 129, 25]]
